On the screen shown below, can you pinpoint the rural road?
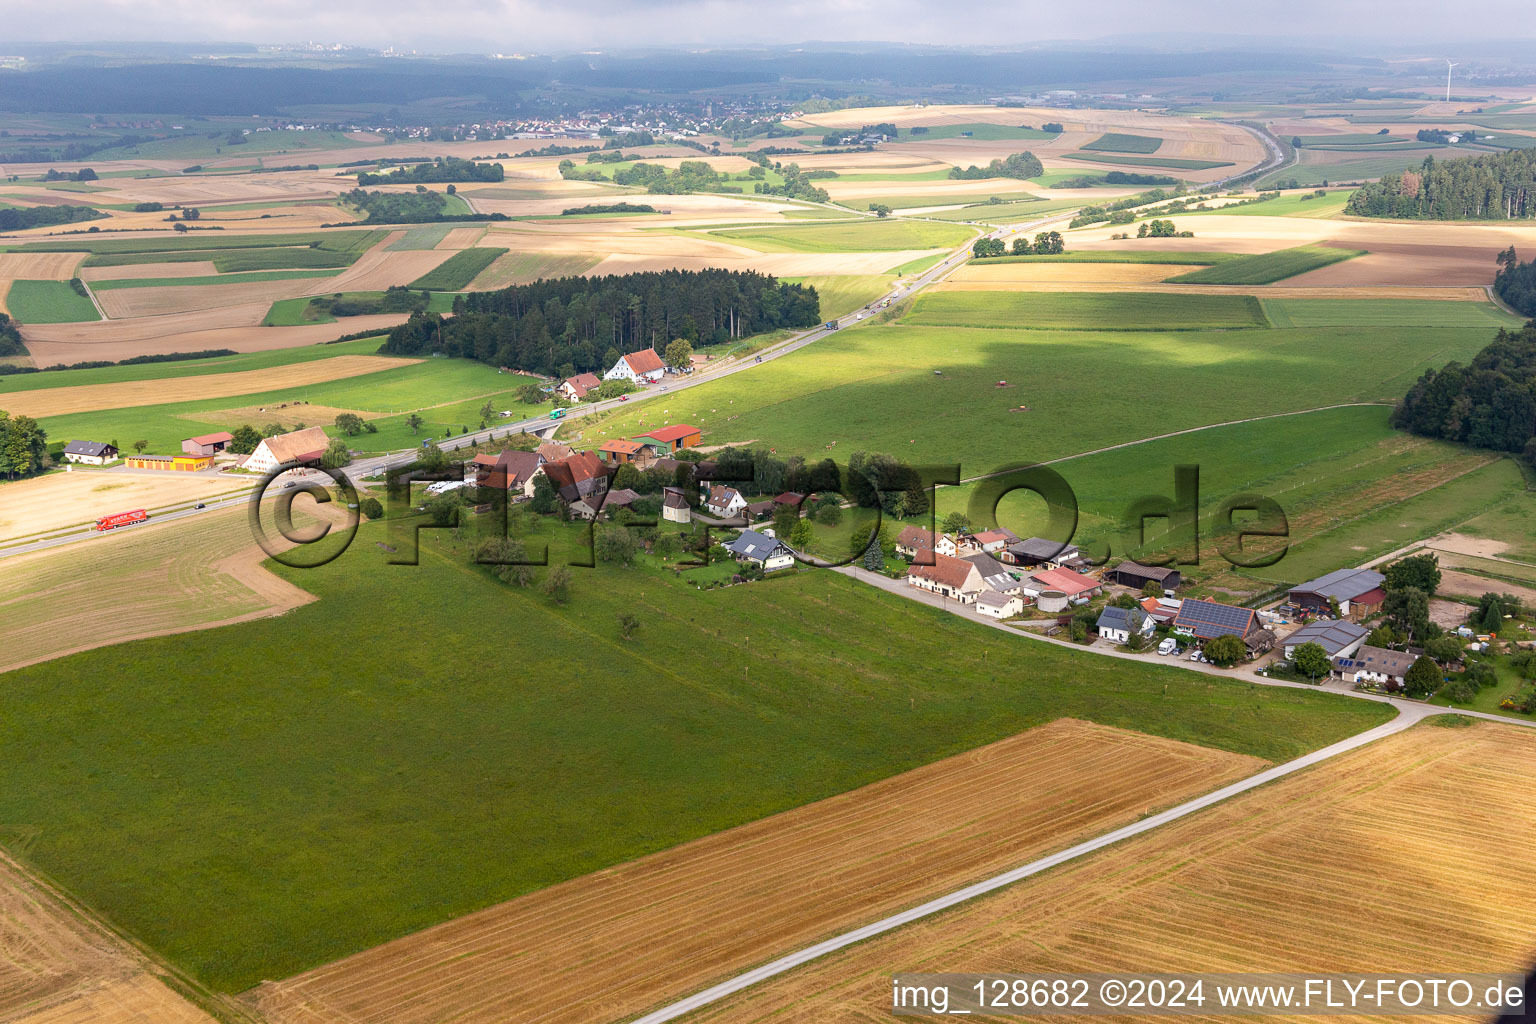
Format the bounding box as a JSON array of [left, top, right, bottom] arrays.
[[629, 699, 1448, 1024]]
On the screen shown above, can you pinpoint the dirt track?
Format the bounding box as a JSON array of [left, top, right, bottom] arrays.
[[2, 354, 418, 418], [248, 720, 1262, 1024], [687, 722, 1536, 1024]]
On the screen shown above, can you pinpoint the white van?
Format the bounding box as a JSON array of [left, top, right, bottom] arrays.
[[1158, 637, 1177, 656]]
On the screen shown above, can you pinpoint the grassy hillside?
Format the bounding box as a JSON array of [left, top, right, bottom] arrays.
[[905, 290, 1268, 330]]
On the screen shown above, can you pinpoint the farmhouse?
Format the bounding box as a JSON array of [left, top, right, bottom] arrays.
[[1282, 619, 1369, 661], [1021, 567, 1102, 603], [959, 528, 1018, 556], [603, 348, 666, 384], [125, 453, 213, 472], [1289, 568, 1386, 620], [1140, 596, 1183, 625], [596, 440, 647, 465], [1096, 605, 1155, 644], [975, 589, 1025, 619], [895, 526, 957, 560], [706, 485, 748, 518], [242, 426, 329, 475], [773, 491, 806, 508], [631, 423, 702, 455], [1333, 645, 1419, 688], [1108, 561, 1182, 593], [182, 431, 234, 458], [662, 486, 691, 523], [537, 441, 575, 462], [1003, 536, 1082, 568], [570, 487, 640, 520], [542, 451, 608, 504], [725, 529, 795, 571], [743, 498, 776, 519], [62, 440, 117, 465], [1174, 598, 1261, 641], [963, 551, 1013, 580], [473, 449, 545, 498], [906, 553, 985, 603], [558, 372, 601, 401]]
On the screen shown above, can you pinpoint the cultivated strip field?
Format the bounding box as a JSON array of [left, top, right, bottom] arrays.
[[3, 354, 419, 418], [684, 721, 1536, 1024], [0, 471, 244, 543], [249, 720, 1265, 1024], [0, 851, 213, 1024]]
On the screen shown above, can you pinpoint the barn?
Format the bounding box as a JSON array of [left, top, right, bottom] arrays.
[[241, 426, 329, 476], [632, 424, 702, 455], [1173, 598, 1261, 640], [1108, 561, 1182, 593], [182, 431, 234, 457]]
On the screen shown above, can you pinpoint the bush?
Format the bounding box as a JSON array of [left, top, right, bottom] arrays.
[[1203, 634, 1246, 667], [358, 497, 384, 519]]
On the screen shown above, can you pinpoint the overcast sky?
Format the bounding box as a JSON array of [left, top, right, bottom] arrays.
[[4, 0, 1531, 53]]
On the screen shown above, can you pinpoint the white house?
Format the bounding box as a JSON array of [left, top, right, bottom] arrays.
[[558, 372, 601, 401], [725, 529, 795, 571], [905, 553, 985, 604], [895, 526, 957, 560], [705, 485, 747, 518], [975, 589, 1024, 618], [662, 486, 691, 524], [242, 426, 329, 475], [1282, 619, 1369, 661], [603, 348, 666, 384], [1096, 605, 1156, 644], [62, 440, 118, 465], [1333, 645, 1419, 688]]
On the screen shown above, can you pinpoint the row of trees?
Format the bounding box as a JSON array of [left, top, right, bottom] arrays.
[[0, 313, 24, 359], [971, 231, 1065, 258], [0, 410, 48, 479], [1393, 323, 1536, 465], [339, 187, 506, 225], [948, 151, 1044, 181], [1344, 151, 1536, 220], [378, 269, 820, 375], [356, 157, 504, 186], [0, 204, 106, 233], [1493, 246, 1536, 317]]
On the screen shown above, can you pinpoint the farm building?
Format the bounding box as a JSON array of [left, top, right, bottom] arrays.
[[906, 553, 985, 604], [473, 450, 545, 498], [1333, 645, 1419, 688], [1096, 606, 1155, 644], [773, 491, 806, 508], [632, 423, 702, 455], [963, 551, 1013, 580], [662, 487, 691, 523], [125, 454, 213, 472], [1140, 596, 1183, 625], [744, 499, 776, 519], [62, 440, 117, 465], [975, 589, 1024, 619], [1021, 567, 1102, 603], [542, 451, 608, 503], [725, 529, 795, 571], [895, 526, 957, 561], [1282, 619, 1369, 661], [242, 426, 329, 475], [596, 440, 647, 465], [1245, 629, 1278, 657], [1108, 561, 1182, 593], [1036, 589, 1070, 614], [558, 372, 601, 401], [1173, 598, 1261, 641], [959, 528, 1018, 556], [706, 485, 748, 518], [1289, 568, 1386, 619], [182, 431, 234, 458], [570, 487, 640, 520], [537, 441, 575, 462], [1002, 536, 1082, 568], [603, 348, 666, 384]]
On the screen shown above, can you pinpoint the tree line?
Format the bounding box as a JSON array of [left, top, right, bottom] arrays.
[[948, 151, 1043, 181], [338, 187, 507, 225], [1493, 247, 1536, 317], [377, 269, 820, 376], [355, 157, 504, 185], [1394, 321, 1536, 466], [0, 204, 107, 232], [0, 410, 47, 479], [1345, 151, 1536, 220], [0, 314, 24, 359]]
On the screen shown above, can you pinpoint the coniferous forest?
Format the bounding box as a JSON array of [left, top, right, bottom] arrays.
[[1346, 150, 1536, 220], [1394, 323, 1536, 466], [378, 269, 821, 374]]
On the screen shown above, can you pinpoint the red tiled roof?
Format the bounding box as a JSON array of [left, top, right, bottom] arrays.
[[1351, 587, 1386, 606], [896, 525, 936, 550], [622, 348, 665, 375], [635, 423, 699, 443], [187, 431, 234, 445], [1027, 567, 1100, 596], [599, 440, 646, 454], [907, 553, 979, 591]]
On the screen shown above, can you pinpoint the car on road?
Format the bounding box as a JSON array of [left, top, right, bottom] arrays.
[[856, 313, 866, 320], [194, 503, 206, 509], [617, 395, 628, 401]]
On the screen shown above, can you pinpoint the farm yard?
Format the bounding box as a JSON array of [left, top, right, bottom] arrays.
[[685, 722, 1536, 1024], [251, 721, 1264, 1024]]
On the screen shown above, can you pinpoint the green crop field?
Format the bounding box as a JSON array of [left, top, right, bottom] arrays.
[[388, 224, 456, 250], [1081, 133, 1164, 154], [90, 269, 342, 291], [259, 291, 455, 327], [888, 252, 948, 275], [91, 128, 370, 161], [1260, 298, 1522, 329], [4, 279, 101, 323], [1028, 171, 1113, 187], [898, 123, 1057, 141], [0, 515, 1388, 991], [18, 229, 384, 257], [1182, 190, 1354, 219], [1062, 153, 1233, 170], [1293, 134, 1408, 146], [971, 250, 1242, 266], [918, 198, 1086, 224], [708, 218, 975, 253], [853, 191, 1044, 212], [407, 247, 508, 290], [1168, 245, 1365, 284], [466, 250, 602, 289], [779, 275, 894, 319], [824, 169, 953, 182], [209, 248, 362, 272], [1254, 150, 1479, 188], [904, 290, 1268, 330]]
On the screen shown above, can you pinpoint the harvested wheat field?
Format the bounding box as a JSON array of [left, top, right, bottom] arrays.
[[94, 279, 321, 319], [435, 226, 485, 249], [0, 470, 246, 542], [78, 261, 219, 282], [248, 720, 1263, 1024], [1280, 241, 1508, 287], [948, 262, 1195, 285], [192, 402, 374, 433], [3, 354, 418, 418], [588, 250, 939, 277], [929, 280, 1494, 301], [687, 721, 1536, 1024], [304, 248, 453, 294], [19, 313, 408, 364], [0, 500, 338, 675], [0, 851, 215, 1024], [0, 253, 83, 281]]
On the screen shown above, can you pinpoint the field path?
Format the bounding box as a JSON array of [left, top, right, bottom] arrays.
[[628, 701, 1458, 1024]]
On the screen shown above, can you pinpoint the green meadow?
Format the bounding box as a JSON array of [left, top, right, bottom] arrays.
[[904, 290, 1268, 330], [0, 517, 1389, 991], [4, 279, 101, 323], [1168, 245, 1365, 284], [780, 275, 894, 319], [1081, 133, 1164, 153], [408, 247, 508, 290], [707, 218, 976, 252], [1062, 153, 1233, 170], [898, 123, 1057, 141]]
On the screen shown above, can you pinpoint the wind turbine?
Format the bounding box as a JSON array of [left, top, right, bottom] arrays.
[[1445, 59, 1459, 103]]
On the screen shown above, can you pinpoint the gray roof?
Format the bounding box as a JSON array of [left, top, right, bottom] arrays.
[[64, 440, 113, 456], [725, 529, 789, 563], [1113, 560, 1178, 582], [963, 551, 1011, 578], [975, 589, 1017, 609], [1008, 536, 1078, 561], [1335, 644, 1418, 678], [1290, 567, 1385, 602], [1284, 619, 1369, 655], [1097, 605, 1151, 632]]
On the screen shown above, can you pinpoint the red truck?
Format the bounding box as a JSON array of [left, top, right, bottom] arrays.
[[95, 509, 148, 531]]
